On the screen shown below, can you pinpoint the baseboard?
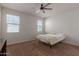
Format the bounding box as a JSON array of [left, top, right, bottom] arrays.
[[62, 40, 79, 47], [7, 39, 36, 46]]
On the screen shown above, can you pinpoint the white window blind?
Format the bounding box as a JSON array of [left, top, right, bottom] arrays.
[[7, 14, 20, 33], [37, 20, 43, 32]]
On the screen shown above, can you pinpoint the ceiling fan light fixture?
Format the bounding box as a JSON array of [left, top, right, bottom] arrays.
[[36, 3, 52, 14]]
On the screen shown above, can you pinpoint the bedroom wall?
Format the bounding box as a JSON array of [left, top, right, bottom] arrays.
[[45, 8, 79, 46], [0, 5, 1, 41], [1, 7, 45, 45]]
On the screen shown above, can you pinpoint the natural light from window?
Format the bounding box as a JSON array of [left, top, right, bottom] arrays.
[[7, 14, 20, 33], [37, 20, 43, 32]]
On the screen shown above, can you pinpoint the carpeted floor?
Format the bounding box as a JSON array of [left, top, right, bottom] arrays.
[[7, 40, 79, 56]]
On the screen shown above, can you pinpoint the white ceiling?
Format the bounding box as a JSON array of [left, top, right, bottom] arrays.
[[1, 3, 79, 18]]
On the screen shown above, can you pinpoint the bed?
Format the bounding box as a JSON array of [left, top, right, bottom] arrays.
[[36, 34, 65, 48]]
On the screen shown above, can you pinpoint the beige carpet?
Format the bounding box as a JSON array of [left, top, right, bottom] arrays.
[[7, 40, 79, 56]]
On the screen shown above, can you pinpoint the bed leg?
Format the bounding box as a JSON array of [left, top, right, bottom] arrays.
[[50, 45, 52, 48]]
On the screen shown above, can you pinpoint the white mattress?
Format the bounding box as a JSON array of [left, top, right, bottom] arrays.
[[36, 34, 65, 45]]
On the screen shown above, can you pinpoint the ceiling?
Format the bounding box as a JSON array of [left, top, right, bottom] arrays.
[[1, 3, 79, 18]]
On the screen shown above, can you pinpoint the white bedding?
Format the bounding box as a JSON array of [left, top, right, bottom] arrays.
[[36, 34, 65, 45]]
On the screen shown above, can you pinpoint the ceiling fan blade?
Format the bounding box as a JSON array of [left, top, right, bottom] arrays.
[[43, 3, 51, 8], [43, 8, 52, 10]]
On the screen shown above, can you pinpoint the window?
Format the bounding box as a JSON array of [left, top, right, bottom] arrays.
[[7, 14, 20, 33], [37, 20, 43, 32]]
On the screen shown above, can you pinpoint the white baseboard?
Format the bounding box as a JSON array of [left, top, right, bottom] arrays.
[[7, 39, 35, 45], [62, 40, 79, 46]]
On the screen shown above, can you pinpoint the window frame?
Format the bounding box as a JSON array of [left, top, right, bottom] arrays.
[[6, 14, 20, 33]]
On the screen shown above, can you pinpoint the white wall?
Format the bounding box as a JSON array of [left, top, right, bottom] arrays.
[[1, 7, 44, 45], [45, 8, 79, 46], [0, 5, 1, 41]]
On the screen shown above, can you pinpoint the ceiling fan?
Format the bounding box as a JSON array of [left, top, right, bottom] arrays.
[[39, 3, 52, 13]]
